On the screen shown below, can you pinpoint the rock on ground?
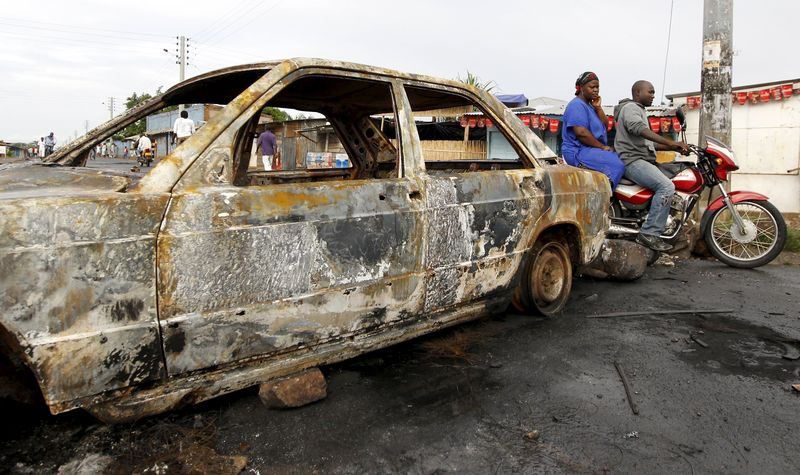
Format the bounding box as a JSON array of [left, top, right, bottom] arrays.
[[258, 368, 327, 409]]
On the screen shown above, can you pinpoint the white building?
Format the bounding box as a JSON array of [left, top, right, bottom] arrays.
[[667, 79, 800, 217]]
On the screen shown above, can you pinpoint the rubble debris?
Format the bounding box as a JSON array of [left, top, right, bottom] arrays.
[[623, 431, 639, 439], [523, 430, 541, 441], [780, 343, 800, 361], [614, 361, 639, 415], [57, 453, 114, 475], [586, 308, 734, 319], [792, 384, 800, 393], [690, 334, 709, 348], [582, 239, 648, 281], [259, 368, 327, 409], [654, 254, 677, 267]]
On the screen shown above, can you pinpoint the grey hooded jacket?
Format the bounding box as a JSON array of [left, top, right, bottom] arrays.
[[613, 99, 656, 166]]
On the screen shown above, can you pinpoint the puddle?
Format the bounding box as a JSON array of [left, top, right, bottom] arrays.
[[671, 314, 800, 381]]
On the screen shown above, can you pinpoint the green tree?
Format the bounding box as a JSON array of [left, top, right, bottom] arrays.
[[456, 70, 497, 93], [119, 92, 153, 138], [261, 106, 290, 122]]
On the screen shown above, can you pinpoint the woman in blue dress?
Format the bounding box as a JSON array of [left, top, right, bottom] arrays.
[[560, 71, 624, 189]]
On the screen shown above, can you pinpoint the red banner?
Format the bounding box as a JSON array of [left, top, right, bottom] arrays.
[[781, 84, 794, 98], [539, 116, 549, 130], [549, 118, 559, 133], [648, 116, 661, 132], [748, 91, 759, 104], [672, 117, 682, 132], [521, 115, 531, 126], [459, 116, 467, 127], [660, 117, 671, 133], [736, 92, 747, 105], [771, 87, 783, 100], [468, 117, 477, 128], [607, 116, 614, 131], [484, 118, 493, 128], [759, 89, 771, 101]]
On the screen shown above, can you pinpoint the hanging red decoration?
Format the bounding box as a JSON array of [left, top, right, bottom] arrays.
[[771, 87, 783, 100], [781, 84, 794, 98], [531, 114, 540, 125], [736, 92, 747, 105], [477, 117, 485, 128], [660, 117, 671, 133], [672, 117, 682, 132], [686, 96, 699, 109], [648, 116, 661, 132], [539, 116, 549, 130], [607, 116, 614, 131], [468, 117, 477, 128], [759, 89, 771, 101], [459, 116, 467, 127], [521, 115, 531, 126], [748, 91, 759, 104], [484, 118, 493, 128], [549, 118, 560, 133]]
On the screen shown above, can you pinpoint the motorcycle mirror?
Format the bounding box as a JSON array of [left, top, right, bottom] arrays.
[[675, 105, 687, 130]]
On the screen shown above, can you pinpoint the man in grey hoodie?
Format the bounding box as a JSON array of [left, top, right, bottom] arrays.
[[614, 80, 689, 252]]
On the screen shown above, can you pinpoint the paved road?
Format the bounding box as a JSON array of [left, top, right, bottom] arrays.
[[2, 258, 799, 474]]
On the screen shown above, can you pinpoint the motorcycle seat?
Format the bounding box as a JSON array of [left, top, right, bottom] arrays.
[[618, 177, 637, 186]]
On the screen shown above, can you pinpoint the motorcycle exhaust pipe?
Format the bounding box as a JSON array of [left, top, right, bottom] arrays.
[[608, 224, 639, 235]]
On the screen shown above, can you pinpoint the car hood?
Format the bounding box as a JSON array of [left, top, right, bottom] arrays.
[[0, 162, 132, 200]]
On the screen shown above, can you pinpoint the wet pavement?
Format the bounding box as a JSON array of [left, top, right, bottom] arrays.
[[2, 258, 799, 474]]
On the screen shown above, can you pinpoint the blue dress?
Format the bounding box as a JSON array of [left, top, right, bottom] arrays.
[[561, 97, 624, 188]]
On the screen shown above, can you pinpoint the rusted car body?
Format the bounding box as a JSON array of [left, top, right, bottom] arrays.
[[0, 58, 609, 422]]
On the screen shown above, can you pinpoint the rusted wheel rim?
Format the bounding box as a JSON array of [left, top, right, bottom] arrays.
[[533, 248, 566, 304], [528, 241, 572, 316]]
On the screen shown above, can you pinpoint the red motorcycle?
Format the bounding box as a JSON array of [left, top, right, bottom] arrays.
[[609, 112, 787, 268]]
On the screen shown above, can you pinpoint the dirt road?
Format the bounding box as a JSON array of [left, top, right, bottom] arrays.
[[3, 258, 799, 474]]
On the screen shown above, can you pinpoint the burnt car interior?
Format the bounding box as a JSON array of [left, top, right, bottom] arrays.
[[403, 85, 529, 175], [232, 75, 401, 187]]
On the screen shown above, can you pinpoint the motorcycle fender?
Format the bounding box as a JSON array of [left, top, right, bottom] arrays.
[[700, 191, 770, 236]]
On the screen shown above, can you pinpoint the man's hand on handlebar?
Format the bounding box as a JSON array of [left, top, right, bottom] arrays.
[[673, 141, 690, 155]]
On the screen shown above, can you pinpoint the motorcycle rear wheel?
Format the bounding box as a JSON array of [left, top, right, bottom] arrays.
[[703, 199, 786, 268]]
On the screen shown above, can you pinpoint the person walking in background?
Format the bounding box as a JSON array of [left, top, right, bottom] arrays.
[[37, 137, 45, 158], [561, 71, 624, 189], [43, 132, 56, 157], [123, 146, 129, 158], [257, 127, 277, 171], [172, 110, 195, 146]]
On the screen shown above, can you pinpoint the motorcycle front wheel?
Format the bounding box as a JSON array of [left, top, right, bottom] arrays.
[[703, 199, 787, 268]]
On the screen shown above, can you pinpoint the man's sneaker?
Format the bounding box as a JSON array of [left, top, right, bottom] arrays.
[[636, 233, 672, 252]]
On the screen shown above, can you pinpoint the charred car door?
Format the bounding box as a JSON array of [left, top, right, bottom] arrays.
[[155, 71, 425, 376]]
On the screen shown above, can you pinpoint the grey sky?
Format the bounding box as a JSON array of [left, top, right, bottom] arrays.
[[0, 0, 795, 144]]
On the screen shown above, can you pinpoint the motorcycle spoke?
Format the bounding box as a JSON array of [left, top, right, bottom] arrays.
[[710, 202, 779, 261]]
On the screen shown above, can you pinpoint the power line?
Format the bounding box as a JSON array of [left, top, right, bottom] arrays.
[[660, 0, 675, 105], [200, 0, 273, 46], [191, 0, 254, 40], [206, 0, 285, 47]]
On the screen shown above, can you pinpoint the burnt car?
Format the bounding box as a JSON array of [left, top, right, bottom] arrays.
[[0, 58, 609, 422]]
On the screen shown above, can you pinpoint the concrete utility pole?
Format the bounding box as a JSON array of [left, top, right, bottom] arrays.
[[698, 0, 733, 147], [106, 97, 115, 120], [179, 36, 186, 83], [177, 36, 188, 112]]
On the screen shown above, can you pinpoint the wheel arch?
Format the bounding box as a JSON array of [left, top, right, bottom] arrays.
[[0, 325, 46, 408]]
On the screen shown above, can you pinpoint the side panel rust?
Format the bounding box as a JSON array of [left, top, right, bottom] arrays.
[[421, 169, 547, 312], [0, 193, 169, 408], [157, 179, 425, 375]]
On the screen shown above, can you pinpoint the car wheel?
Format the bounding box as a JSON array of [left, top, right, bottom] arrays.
[[512, 237, 573, 316]]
